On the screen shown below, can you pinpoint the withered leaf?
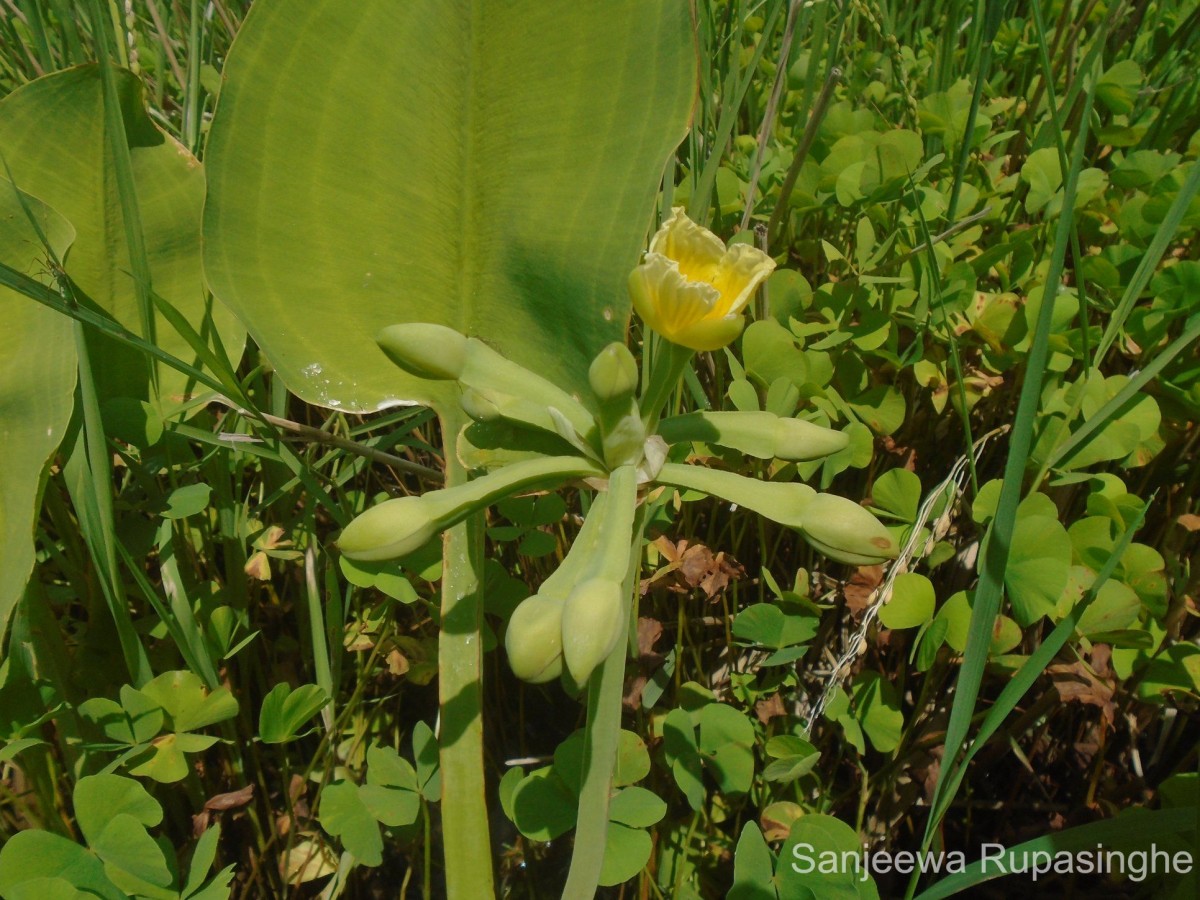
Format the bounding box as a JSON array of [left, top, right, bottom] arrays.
[[205, 783, 255, 811]]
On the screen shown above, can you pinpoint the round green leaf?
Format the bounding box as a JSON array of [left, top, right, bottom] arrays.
[[852, 672, 903, 754], [1060, 567, 1142, 637], [73, 775, 163, 845], [730, 822, 778, 900], [510, 769, 577, 842], [880, 573, 936, 630], [259, 683, 330, 744], [161, 483, 211, 520], [614, 730, 652, 787], [3, 876, 95, 900], [1002, 514, 1072, 626], [366, 744, 419, 791], [733, 603, 818, 649], [698, 703, 756, 795], [871, 469, 922, 522], [777, 814, 879, 899], [0, 831, 123, 900], [92, 814, 173, 889], [358, 784, 421, 829], [319, 781, 383, 866], [598, 822, 653, 887], [139, 671, 239, 732], [607, 787, 667, 828], [100, 398, 163, 449]]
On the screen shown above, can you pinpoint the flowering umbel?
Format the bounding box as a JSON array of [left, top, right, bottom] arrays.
[[629, 208, 776, 351]]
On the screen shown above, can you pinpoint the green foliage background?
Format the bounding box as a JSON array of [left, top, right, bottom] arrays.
[[0, 1, 1197, 898]]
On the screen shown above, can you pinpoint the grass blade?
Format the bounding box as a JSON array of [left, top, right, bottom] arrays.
[[924, 494, 1149, 838], [914, 807, 1195, 900], [917, 57, 1100, 870], [1041, 318, 1200, 474]]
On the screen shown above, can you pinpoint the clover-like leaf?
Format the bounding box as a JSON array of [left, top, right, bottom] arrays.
[[776, 814, 879, 899], [92, 814, 173, 890], [851, 672, 903, 754], [509, 768, 577, 842], [698, 703, 756, 796], [319, 781, 383, 867], [139, 671, 239, 733], [879, 573, 936, 630], [0, 831, 123, 900], [763, 735, 820, 784], [607, 787, 666, 829], [259, 683, 329, 744], [73, 774, 163, 846], [730, 822, 778, 900], [598, 822, 653, 887]]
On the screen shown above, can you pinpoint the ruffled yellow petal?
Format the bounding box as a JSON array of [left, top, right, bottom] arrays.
[[632, 209, 776, 352], [629, 253, 719, 343], [649, 208, 726, 282], [709, 243, 777, 318]]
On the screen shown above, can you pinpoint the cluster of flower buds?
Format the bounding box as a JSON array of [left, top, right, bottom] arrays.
[[504, 468, 639, 685], [338, 209, 901, 688]]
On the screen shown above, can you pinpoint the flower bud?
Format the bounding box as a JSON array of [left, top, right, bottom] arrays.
[[376, 323, 469, 380], [505, 595, 565, 683], [588, 343, 639, 401], [460, 387, 501, 422], [772, 418, 850, 461], [561, 578, 624, 684], [799, 493, 899, 566], [337, 496, 437, 562]]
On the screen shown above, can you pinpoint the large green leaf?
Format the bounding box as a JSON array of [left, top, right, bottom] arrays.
[[0, 181, 76, 642], [0, 66, 244, 403], [203, 0, 696, 412]]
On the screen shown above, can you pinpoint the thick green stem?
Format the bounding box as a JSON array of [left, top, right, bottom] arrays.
[[561, 467, 645, 899], [639, 339, 693, 432], [437, 409, 496, 898]]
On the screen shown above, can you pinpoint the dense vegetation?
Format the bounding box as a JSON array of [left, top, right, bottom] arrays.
[[0, 1, 1196, 898]]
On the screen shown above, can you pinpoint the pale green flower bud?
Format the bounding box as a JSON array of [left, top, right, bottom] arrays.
[[561, 578, 624, 684], [460, 387, 502, 422], [337, 496, 437, 562], [376, 323, 469, 380], [799, 493, 899, 566], [505, 594, 565, 684], [340, 457, 601, 562], [771, 417, 850, 461], [589, 343, 639, 401], [601, 412, 647, 469]]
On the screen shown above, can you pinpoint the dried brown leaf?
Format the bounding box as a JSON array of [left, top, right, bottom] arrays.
[[205, 783, 255, 811]]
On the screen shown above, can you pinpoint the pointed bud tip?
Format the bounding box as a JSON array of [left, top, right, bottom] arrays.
[[588, 343, 639, 401], [338, 496, 437, 562], [800, 493, 899, 565], [505, 595, 565, 684], [561, 578, 624, 684]]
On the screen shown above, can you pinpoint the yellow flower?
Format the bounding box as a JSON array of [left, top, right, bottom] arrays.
[[629, 208, 776, 351]]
